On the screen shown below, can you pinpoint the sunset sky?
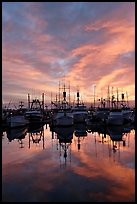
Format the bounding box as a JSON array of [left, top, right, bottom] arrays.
[[2, 2, 135, 107]]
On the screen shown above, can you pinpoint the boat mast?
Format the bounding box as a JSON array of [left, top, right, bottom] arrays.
[[116, 88, 119, 109], [111, 86, 114, 109], [100, 88, 102, 108], [126, 91, 129, 108], [121, 90, 124, 107], [107, 85, 110, 109], [51, 92, 52, 110], [63, 83, 67, 110], [59, 81, 61, 108], [19, 101, 24, 110], [28, 93, 30, 109], [42, 93, 44, 112], [63, 83, 66, 102], [68, 81, 70, 107], [94, 84, 96, 109], [77, 88, 80, 106]]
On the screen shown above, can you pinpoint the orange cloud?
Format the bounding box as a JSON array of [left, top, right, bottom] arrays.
[[64, 16, 135, 102], [2, 3, 135, 105]]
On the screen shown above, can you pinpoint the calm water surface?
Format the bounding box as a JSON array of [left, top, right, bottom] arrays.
[[2, 123, 135, 202]]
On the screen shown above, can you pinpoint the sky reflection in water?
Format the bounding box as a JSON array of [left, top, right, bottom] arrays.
[[2, 123, 135, 202]]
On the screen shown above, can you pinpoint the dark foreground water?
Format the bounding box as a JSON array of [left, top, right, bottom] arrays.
[[2, 123, 135, 202]]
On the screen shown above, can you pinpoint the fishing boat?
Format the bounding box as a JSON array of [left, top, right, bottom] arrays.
[[121, 107, 133, 123], [7, 114, 29, 128], [53, 110, 73, 126], [25, 96, 44, 122], [72, 91, 88, 123], [25, 110, 43, 122], [107, 109, 124, 126], [94, 107, 110, 123], [52, 84, 73, 126]]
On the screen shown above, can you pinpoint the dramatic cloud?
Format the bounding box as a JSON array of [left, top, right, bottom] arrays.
[[2, 2, 135, 106]]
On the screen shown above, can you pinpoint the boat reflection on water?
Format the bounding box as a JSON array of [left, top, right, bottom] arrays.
[[53, 126, 74, 166], [87, 123, 106, 134], [107, 125, 123, 141], [108, 123, 132, 151], [107, 125, 124, 153], [3, 120, 135, 202], [7, 126, 28, 142], [107, 125, 132, 163], [28, 124, 45, 149], [74, 123, 87, 150], [86, 122, 133, 162], [7, 126, 28, 148], [123, 122, 134, 133]]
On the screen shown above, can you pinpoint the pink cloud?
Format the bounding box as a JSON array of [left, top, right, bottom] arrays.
[[2, 3, 135, 104]]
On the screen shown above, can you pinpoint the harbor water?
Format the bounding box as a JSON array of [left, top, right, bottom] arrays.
[[2, 123, 135, 202]]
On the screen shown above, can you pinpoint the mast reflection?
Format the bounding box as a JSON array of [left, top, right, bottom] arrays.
[[87, 122, 133, 162], [4, 121, 134, 165], [53, 126, 74, 167], [28, 124, 45, 149], [74, 123, 87, 151]]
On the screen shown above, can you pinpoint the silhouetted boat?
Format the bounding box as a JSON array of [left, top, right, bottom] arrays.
[[94, 107, 110, 122], [7, 114, 29, 128], [52, 84, 73, 126], [53, 110, 73, 126], [72, 90, 88, 123], [122, 107, 134, 123], [25, 110, 43, 122], [107, 109, 124, 125]]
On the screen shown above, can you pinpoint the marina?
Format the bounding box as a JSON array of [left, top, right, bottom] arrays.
[[2, 81, 135, 202], [2, 2, 135, 202]]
